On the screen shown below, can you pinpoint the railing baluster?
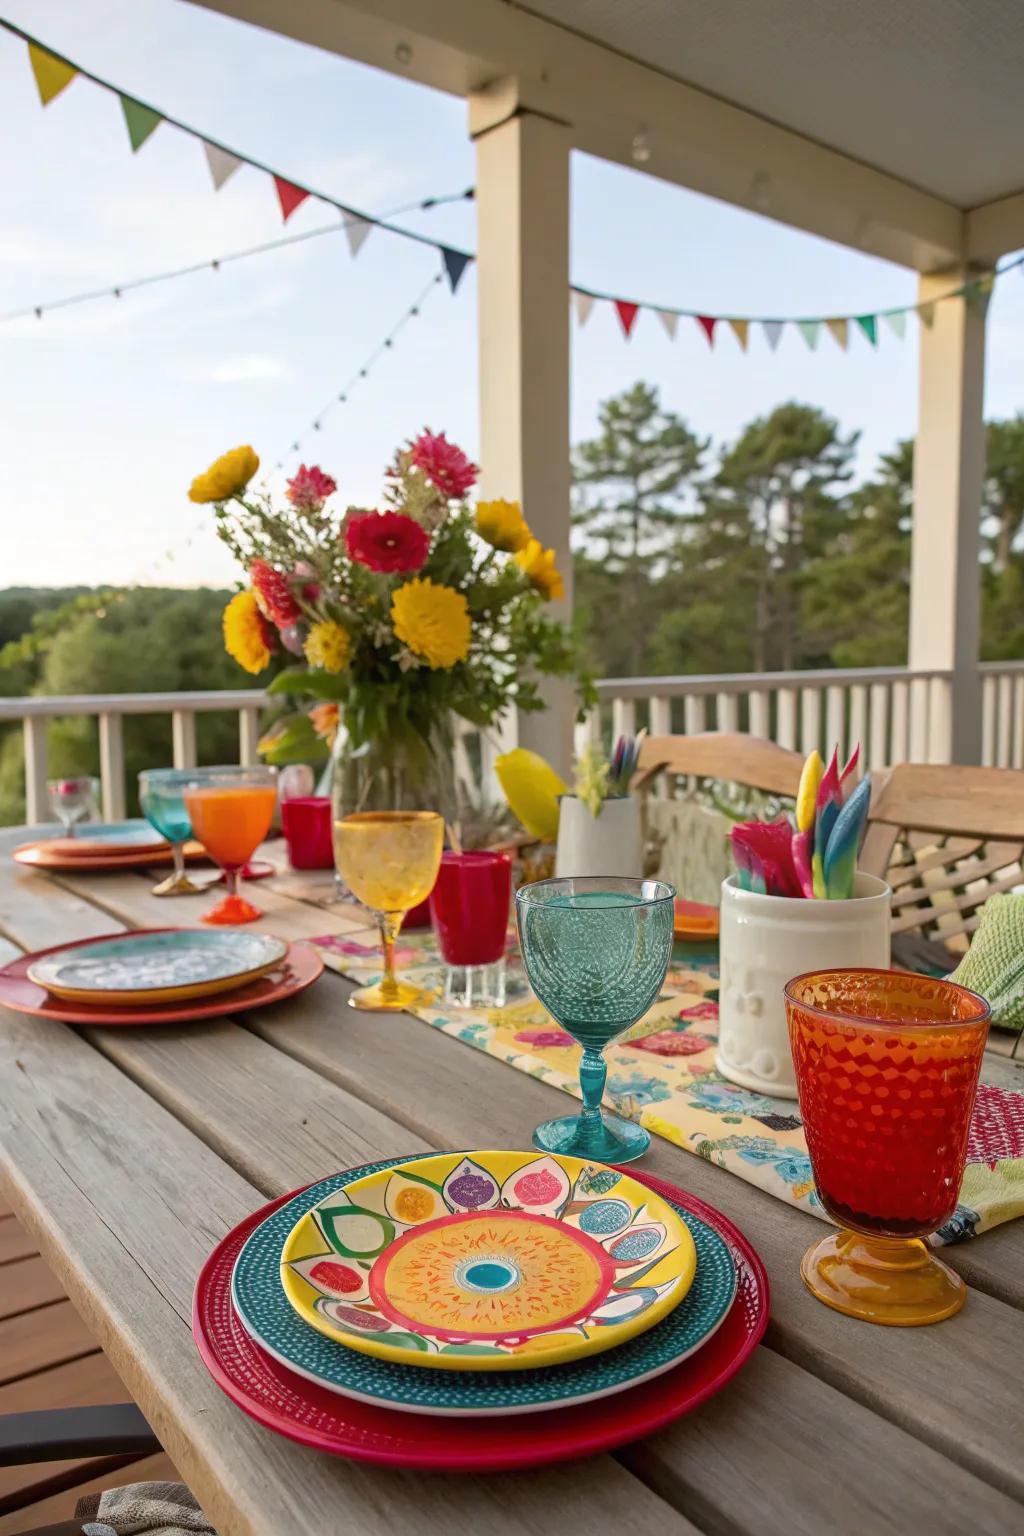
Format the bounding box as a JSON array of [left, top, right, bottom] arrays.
[[825, 686, 845, 758], [171, 709, 197, 769], [776, 688, 797, 750], [748, 691, 770, 738], [684, 695, 706, 736], [611, 697, 635, 741], [997, 675, 1013, 768], [928, 676, 952, 764], [981, 676, 996, 767], [649, 697, 672, 737], [909, 677, 930, 763], [1014, 677, 1024, 770], [868, 684, 888, 769], [98, 712, 126, 821], [849, 685, 867, 765], [239, 707, 261, 766], [22, 716, 49, 826], [800, 688, 821, 756], [716, 692, 739, 733], [890, 680, 909, 761]]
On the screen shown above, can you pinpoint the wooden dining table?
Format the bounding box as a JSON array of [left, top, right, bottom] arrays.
[[1, 822, 1023, 1536]]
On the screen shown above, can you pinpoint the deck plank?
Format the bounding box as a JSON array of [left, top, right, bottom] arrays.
[[0, 1258, 65, 1321], [0, 1215, 36, 1267], [0, 1297, 99, 1385]]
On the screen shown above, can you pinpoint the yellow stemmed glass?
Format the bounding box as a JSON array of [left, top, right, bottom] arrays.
[[333, 811, 444, 1011]]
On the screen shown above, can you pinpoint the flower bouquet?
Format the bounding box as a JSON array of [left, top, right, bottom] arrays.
[[190, 433, 590, 822]]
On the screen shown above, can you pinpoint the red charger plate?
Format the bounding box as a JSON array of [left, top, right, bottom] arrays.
[[0, 934, 323, 1026], [192, 1167, 769, 1471]]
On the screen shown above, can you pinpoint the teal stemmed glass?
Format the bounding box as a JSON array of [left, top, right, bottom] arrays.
[[515, 875, 675, 1164], [139, 768, 204, 897]]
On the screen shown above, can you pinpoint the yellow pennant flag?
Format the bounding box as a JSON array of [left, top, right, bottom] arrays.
[[28, 42, 77, 106], [728, 318, 749, 351], [826, 317, 848, 351], [918, 301, 936, 329]]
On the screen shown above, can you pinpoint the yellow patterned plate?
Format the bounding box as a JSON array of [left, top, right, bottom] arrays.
[[279, 1150, 696, 1371]]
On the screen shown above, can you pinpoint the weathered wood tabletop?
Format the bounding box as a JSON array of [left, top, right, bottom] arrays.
[[1, 823, 1022, 1536]]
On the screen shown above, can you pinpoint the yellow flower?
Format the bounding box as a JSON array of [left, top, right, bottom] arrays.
[[309, 701, 340, 744], [189, 445, 260, 503], [515, 538, 565, 601], [475, 498, 530, 553], [223, 591, 271, 674], [304, 621, 353, 674], [391, 577, 471, 670]]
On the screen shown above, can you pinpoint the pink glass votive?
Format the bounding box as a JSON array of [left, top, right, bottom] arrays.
[[429, 851, 512, 1007], [281, 796, 333, 870]]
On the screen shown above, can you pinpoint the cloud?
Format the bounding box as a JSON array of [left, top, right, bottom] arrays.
[[207, 353, 290, 382]]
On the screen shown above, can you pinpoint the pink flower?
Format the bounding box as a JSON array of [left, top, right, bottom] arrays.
[[408, 430, 477, 501], [286, 464, 337, 509], [345, 511, 429, 573]]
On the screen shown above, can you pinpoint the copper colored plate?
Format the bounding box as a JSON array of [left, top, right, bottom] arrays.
[[0, 935, 323, 1025], [12, 840, 207, 872]]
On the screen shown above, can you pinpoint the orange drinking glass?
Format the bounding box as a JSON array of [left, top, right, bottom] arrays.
[[785, 968, 989, 1326], [184, 767, 278, 925]]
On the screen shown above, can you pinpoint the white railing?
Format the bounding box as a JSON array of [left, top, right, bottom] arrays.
[[4, 663, 1024, 826], [0, 690, 268, 823], [980, 661, 1024, 768], [578, 666, 957, 769]]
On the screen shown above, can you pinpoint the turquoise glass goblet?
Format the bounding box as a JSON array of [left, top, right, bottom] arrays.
[[515, 875, 675, 1164]]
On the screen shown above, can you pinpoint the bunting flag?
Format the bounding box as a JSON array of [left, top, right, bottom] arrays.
[[441, 247, 471, 293], [883, 311, 906, 340], [28, 42, 76, 104], [762, 319, 784, 351], [656, 308, 679, 339], [855, 314, 878, 346], [798, 320, 820, 350], [696, 315, 716, 347], [572, 290, 595, 326], [120, 96, 162, 152], [342, 212, 372, 258], [203, 142, 241, 190], [615, 300, 639, 338], [274, 176, 309, 223], [826, 318, 848, 351], [728, 318, 749, 351], [919, 302, 936, 328]]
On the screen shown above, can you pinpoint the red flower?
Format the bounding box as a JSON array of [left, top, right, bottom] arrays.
[[286, 464, 337, 509], [345, 510, 430, 573], [249, 559, 300, 627], [408, 429, 477, 501]]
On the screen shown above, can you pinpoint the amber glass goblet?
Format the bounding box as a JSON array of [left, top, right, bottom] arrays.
[[785, 968, 989, 1326]]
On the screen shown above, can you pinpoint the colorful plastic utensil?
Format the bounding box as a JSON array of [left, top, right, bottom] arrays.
[[822, 775, 872, 899]]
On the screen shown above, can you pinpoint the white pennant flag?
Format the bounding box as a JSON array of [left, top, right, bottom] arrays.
[[572, 290, 595, 326], [342, 211, 372, 258], [762, 319, 784, 351], [883, 310, 907, 340], [203, 141, 242, 190], [656, 309, 679, 339]]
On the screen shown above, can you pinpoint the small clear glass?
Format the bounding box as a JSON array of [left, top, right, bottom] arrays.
[[47, 776, 99, 835]]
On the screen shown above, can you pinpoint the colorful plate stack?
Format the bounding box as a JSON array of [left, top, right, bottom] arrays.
[[0, 928, 323, 1026], [12, 818, 197, 872], [194, 1148, 770, 1470]]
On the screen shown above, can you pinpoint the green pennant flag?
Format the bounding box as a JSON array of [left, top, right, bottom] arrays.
[[855, 314, 878, 346], [120, 95, 162, 152], [797, 320, 820, 350]]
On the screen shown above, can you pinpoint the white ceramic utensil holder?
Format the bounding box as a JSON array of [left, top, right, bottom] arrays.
[[717, 872, 891, 1099], [554, 795, 644, 879]]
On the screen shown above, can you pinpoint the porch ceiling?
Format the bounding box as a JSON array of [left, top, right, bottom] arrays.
[[522, 0, 1024, 209]]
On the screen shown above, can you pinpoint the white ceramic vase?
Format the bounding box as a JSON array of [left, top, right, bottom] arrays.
[[716, 872, 891, 1099], [554, 795, 644, 879]]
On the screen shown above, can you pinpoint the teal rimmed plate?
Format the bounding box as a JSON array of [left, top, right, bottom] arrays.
[[28, 929, 288, 1005], [231, 1157, 737, 1417]]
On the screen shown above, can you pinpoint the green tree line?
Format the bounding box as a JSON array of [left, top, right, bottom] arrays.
[[573, 384, 1024, 677]]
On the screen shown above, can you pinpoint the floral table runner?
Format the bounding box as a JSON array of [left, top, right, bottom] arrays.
[[311, 918, 1024, 1246]]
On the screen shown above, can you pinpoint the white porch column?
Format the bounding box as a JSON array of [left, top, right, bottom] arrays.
[[908, 269, 988, 764], [471, 90, 574, 778]]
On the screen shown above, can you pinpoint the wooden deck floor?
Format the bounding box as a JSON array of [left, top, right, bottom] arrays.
[[0, 1195, 177, 1533]]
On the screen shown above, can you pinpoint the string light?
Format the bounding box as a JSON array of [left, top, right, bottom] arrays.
[[0, 190, 473, 326]]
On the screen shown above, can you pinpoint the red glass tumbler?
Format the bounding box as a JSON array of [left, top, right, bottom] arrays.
[[429, 851, 512, 1008]]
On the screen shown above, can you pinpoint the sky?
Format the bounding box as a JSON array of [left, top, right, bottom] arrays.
[[1, 0, 1022, 590]]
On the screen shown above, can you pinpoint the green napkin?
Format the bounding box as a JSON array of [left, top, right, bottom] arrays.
[[951, 893, 1024, 1032]]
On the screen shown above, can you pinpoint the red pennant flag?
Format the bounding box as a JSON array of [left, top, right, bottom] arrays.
[[274, 176, 309, 223], [614, 300, 639, 338], [696, 315, 717, 347]]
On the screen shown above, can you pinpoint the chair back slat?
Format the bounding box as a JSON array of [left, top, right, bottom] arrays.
[[634, 732, 803, 798]]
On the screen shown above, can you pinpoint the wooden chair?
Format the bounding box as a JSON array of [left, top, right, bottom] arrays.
[[633, 732, 804, 799], [860, 763, 1024, 956]]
